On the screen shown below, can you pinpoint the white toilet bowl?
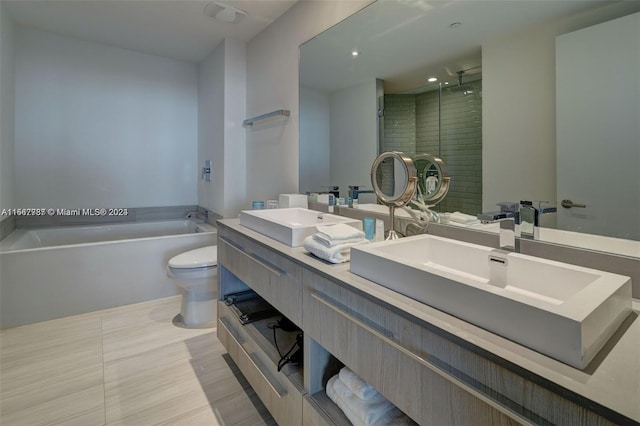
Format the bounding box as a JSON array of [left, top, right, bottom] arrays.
[[167, 245, 218, 327]]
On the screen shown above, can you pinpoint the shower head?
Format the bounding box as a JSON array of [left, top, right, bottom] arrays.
[[446, 70, 475, 94]]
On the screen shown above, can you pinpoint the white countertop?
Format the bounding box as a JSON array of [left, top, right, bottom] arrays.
[[218, 218, 640, 423]]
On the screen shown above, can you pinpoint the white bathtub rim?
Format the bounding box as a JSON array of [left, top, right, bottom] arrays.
[[0, 228, 217, 254]]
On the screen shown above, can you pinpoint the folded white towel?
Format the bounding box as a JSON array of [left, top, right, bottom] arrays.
[[450, 211, 480, 225], [304, 235, 367, 264], [313, 233, 365, 248], [331, 374, 394, 425], [315, 223, 365, 246], [327, 376, 363, 426], [339, 367, 378, 400], [327, 376, 415, 426]]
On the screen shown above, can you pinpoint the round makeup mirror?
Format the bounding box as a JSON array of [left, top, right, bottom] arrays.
[[370, 151, 418, 239], [413, 153, 450, 206]]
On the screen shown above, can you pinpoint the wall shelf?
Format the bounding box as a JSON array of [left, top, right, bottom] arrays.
[[243, 109, 290, 127]]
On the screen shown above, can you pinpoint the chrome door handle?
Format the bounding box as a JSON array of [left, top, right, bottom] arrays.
[[561, 199, 586, 209]]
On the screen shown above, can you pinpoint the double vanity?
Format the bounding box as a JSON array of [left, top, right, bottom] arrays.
[[216, 208, 638, 425]]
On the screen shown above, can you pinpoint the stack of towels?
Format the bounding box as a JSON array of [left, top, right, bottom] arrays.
[[303, 223, 367, 264], [449, 211, 480, 226], [326, 367, 415, 426]]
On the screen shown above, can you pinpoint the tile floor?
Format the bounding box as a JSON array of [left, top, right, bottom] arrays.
[[0, 296, 276, 426]]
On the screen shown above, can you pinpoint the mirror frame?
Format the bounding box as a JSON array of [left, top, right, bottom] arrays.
[[413, 153, 450, 206], [370, 151, 418, 207]]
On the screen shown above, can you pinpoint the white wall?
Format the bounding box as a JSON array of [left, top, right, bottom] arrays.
[[299, 86, 330, 194], [330, 79, 378, 197], [15, 27, 198, 209], [222, 38, 247, 217], [0, 6, 15, 212], [198, 38, 246, 218], [482, 1, 640, 213], [198, 42, 225, 215], [245, 0, 374, 203]]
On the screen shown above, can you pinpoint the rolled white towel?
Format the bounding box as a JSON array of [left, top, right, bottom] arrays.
[[450, 211, 480, 225], [303, 235, 367, 264], [332, 374, 394, 426], [315, 223, 365, 246], [339, 367, 378, 400]]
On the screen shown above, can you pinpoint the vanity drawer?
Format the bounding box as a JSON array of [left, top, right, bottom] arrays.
[[218, 227, 303, 327], [302, 270, 424, 423], [217, 313, 303, 426], [303, 271, 523, 426]]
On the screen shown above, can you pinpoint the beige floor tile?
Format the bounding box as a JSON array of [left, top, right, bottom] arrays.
[[101, 298, 213, 364], [151, 403, 221, 426], [103, 336, 222, 383], [0, 384, 105, 426], [1, 314, 105, 425], [208, 385, 276, 426], [0, 296, 274, 426], [100, 296, 181, 332], [0, 314, 102, 359]]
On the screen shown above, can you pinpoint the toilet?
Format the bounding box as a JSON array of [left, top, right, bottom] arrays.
[[167, 245, 218, 327]]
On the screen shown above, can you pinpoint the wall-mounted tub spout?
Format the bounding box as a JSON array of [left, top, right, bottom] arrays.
[[186, 211, 208, 222]]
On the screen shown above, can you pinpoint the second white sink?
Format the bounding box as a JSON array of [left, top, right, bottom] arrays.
[[239, 208, 361, 247], [350, 234, 632, 369]]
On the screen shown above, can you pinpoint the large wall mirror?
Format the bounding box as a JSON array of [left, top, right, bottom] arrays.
[[299, 0, 640, 258]]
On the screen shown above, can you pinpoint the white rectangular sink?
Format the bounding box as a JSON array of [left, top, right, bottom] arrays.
[[350, 234, 632, 369], [239, 208, 362, 247]]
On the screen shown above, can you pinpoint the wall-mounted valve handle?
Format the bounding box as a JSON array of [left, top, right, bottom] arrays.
[[201, 160, 212, 182], [561, 199, 586, 208]]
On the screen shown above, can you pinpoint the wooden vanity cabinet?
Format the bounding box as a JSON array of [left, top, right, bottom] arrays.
[[216, 220, 627, 426], [302, 270, 520, 426], [218, 226, 303, 327], [216, 225, 305, 426]]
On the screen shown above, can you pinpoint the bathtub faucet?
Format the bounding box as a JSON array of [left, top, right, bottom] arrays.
[[186, 211, 208, 221]]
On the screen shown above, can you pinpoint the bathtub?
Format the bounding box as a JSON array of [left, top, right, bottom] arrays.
[[0, 220, 217, 328]]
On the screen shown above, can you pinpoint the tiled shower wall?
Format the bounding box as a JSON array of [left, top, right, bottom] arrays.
[[383, 80, 482, 215], [382, 94, 416, 153]]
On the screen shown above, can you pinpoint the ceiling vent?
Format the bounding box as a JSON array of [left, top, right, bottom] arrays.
[[203, 2, 247, 24]]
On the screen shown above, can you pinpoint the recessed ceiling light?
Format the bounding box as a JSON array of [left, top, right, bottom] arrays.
[[428, 77, 438, 82], [444, 82, 449, 85], [351, 50, 359, 57], [204, 2, 247, 24], [449, 22, 462, 29]]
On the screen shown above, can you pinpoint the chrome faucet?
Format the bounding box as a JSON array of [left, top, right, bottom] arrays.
[[186, 210, 208, 221], [497, 217, 519, 252], [477, 207, 520, 252], [348, 186, 375, 203], [318, 186, 340, 198], [478, 200, 557, 250], [519, 200, 557, 240]]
